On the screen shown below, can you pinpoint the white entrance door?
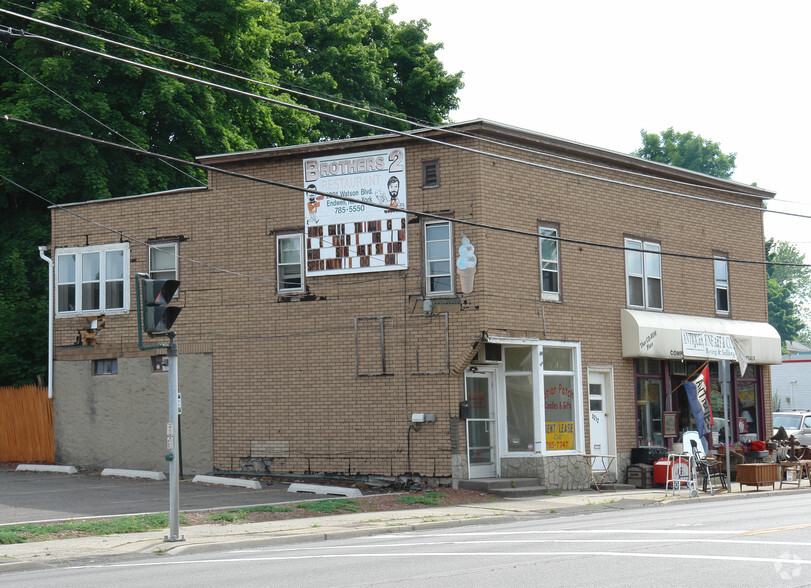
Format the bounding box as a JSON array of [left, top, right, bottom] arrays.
[[588, 371, 610, 457], [465, 370, 497, 478]]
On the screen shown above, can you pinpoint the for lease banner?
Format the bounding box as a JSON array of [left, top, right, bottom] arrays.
[[302, 147, 408, 276]]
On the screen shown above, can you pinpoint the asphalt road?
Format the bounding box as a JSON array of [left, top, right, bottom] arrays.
[[0, 467, 334, 525], [5, 490, 811, 587]]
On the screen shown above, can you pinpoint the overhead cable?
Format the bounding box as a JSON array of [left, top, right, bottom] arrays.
[[3, 114, 806, 269]]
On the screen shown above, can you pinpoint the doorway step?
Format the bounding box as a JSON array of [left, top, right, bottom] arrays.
[[458, 478, 560, 498]]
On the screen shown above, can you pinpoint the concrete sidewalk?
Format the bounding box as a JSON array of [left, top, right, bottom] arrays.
[[1, 482, 807, 572]]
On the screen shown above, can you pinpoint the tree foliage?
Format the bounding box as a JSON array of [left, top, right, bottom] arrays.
[[765, 239, 808, 343], [632, 127, 737, 179], [0, 0, 463, 385], [270, 0, 463, 139]]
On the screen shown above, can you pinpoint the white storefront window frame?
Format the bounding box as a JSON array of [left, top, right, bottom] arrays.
[[490, 338, 584, 457], [55, 243, 130, 316]]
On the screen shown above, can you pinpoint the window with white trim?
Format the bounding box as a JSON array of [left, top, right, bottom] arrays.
[[424, 220, 453, 294], [56, 243, 129, 315], [149, 243, 178, 281], [499, 342, 583, 455], [539, 226, 560, 301], [277, 234, 304, 293], [542, 346, 578, 452], [625, 238, 662, 310], [714, 256, 729, 314]]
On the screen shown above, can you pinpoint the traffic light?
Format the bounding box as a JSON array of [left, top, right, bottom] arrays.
[[141, 279, 181, 334]]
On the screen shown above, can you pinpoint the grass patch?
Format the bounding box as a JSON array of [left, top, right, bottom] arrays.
[[296, 499, 361, 514], [0, 514, 170, 544], [206, 512, 240, 523], [395, 492, 447, 506], [205, 505, 293, 523]]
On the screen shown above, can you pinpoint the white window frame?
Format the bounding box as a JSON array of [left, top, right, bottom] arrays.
[[149, 242, 179, 281], [539, 343, 583, 455], [493, 340, 584, 458], [624, 238, 662, 310], [424, 219, 453, 295], [56, 243, 129, 316], [277, 233, 305, 293], [539, 226, 560, 301], [714, 256, 730, 314]]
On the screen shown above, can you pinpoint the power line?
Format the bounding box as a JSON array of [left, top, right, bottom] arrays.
[[0, 170, 277, 283], [3, 17, 803, 221], [3, 114, 807, 269], [2, 5, 755, 207], [0, 6, 786, 213], [0, 2, 417, 124], [0, 53, 281, 223]]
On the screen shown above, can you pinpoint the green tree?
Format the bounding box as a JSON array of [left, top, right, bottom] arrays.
[[632, 128, 737, 179], [270, 0, 463, 140], [0, 212, 50, 385], [0, 0, 463, 385], [765, 239, 808, 343]]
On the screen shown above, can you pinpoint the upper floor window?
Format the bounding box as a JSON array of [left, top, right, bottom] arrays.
[[424, 220, 453, 295], [539, 226, 560, 301], [149, 243, 178, 281], [56, 243, 129, 315], [714, 256, 729, 314], [277, 234, 304, 293], [422, 161, 439, 187], [625, 238, 662, 310]]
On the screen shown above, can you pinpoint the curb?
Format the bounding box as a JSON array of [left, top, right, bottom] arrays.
[[101, 468, 166, 480], [15, 464, 78, 474], [192, 475, 262, 490]]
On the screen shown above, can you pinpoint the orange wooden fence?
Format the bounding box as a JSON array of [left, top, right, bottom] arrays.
[[0, 385, 54, 463]]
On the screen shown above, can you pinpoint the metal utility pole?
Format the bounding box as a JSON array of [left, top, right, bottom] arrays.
[[166, 332, 182, 542], [720, 359, 731, 490], [135, 273, 183, 543]]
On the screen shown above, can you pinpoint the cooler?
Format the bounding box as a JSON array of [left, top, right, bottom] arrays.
[[653, 456, 690, 486]]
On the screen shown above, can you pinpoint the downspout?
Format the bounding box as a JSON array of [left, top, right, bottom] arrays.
[[38, 246, 54, 399]]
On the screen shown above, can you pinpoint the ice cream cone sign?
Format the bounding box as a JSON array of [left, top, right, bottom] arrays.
[[456, 235, 477, 294]]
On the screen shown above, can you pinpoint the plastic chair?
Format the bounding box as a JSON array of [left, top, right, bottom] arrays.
[[690, 439, 727, 494]]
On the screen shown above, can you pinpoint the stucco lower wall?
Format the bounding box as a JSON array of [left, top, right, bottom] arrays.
[[53, 354, 213, 474]]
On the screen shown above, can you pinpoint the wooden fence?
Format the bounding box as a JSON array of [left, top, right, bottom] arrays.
[[0, 385, 54, 463]]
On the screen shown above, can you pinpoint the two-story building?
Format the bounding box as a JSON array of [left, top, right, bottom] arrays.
[[48, 120, 781, 488]]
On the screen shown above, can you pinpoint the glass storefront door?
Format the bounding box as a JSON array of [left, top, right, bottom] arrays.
[[465, 370, 497, 478]]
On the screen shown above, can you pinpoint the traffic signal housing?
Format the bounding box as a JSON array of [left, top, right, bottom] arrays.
[[141, 279, 181, 334]]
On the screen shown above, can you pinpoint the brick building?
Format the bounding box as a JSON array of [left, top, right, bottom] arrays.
[[48, 120, 781, 487]]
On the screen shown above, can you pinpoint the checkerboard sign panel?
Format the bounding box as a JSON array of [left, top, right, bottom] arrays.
[[303, 147, 408, 276], [307, 218, 407, 272]]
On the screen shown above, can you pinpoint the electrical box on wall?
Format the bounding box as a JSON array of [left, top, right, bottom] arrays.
[[411, 413, 425, 423]]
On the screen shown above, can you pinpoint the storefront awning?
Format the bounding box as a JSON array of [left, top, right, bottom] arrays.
[[620, 309, 782, 367]]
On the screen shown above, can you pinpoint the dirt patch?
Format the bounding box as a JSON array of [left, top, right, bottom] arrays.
[[182, 489, 500, 525]]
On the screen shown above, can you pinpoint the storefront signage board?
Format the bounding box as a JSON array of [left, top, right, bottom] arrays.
[[681, 330, 737, 360], [303, 147, 408, 276]]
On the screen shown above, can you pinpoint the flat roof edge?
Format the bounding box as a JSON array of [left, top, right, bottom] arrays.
[[49, 185, 208, 209]]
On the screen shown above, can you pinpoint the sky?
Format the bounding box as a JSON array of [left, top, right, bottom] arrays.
[[381, 0, 811, 261]]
